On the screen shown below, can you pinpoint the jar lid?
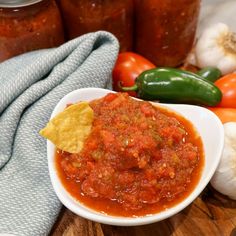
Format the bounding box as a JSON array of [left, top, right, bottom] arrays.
[[0, 0, 43, 8]]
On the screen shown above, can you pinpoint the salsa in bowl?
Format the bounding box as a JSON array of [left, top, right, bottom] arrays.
[[44, 88, 224, 226]]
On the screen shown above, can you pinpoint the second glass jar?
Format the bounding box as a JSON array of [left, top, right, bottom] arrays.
[[57, 0, 134, 52], [134, 0, 201, 67]]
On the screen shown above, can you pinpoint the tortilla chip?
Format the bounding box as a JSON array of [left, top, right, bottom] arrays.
[[40, 102, 94, 153]]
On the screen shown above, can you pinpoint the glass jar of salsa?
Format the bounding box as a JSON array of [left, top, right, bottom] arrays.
[[0, 0, 64, 62], [134, 0, 201, 67], [57, 0, 133, 52]]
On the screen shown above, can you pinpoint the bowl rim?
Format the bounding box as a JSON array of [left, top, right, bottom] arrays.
[[47, 87, 224, 226]]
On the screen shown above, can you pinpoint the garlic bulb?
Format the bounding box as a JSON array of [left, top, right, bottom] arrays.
[[187, 23, 236, 75], [210, 122, 236, 200]]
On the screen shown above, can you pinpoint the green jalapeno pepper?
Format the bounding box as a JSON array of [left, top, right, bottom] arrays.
[[197, 66, 222, 82], [121, 67, 222, 106]]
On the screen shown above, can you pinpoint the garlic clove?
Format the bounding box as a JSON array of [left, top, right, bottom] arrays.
[[210, 122, 236, 200], [186, 49, 197, 66], [218, 56, 236, 75], [196, 46, 224, 69], [196, 23, 228, 67], [211, 147, 236, 200]]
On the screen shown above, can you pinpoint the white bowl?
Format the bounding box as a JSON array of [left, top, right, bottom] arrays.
[[47, 88, 224, 226]]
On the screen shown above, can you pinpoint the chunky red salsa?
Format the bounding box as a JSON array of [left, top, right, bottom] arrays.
[[57, 0, 133, 52], [56, 93, 204, 216]]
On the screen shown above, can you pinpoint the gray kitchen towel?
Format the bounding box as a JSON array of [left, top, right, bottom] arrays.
[[0, 31, 119, 236]]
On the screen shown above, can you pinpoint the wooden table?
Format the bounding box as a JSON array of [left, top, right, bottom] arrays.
[[50, 186, 236, 236]]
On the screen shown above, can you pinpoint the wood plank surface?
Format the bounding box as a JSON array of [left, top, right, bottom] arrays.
[[50, 186, 236, 236]]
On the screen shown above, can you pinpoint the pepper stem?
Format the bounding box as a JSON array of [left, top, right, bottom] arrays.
[[118, 82, 138, 92]]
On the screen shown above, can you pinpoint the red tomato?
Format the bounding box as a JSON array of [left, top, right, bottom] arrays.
[[112, 52, 156, 96], [208, 107, 236, 123], [215, 73, 236, 108]]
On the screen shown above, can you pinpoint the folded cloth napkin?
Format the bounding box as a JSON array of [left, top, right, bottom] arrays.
[[0, 31, 119, 236]]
